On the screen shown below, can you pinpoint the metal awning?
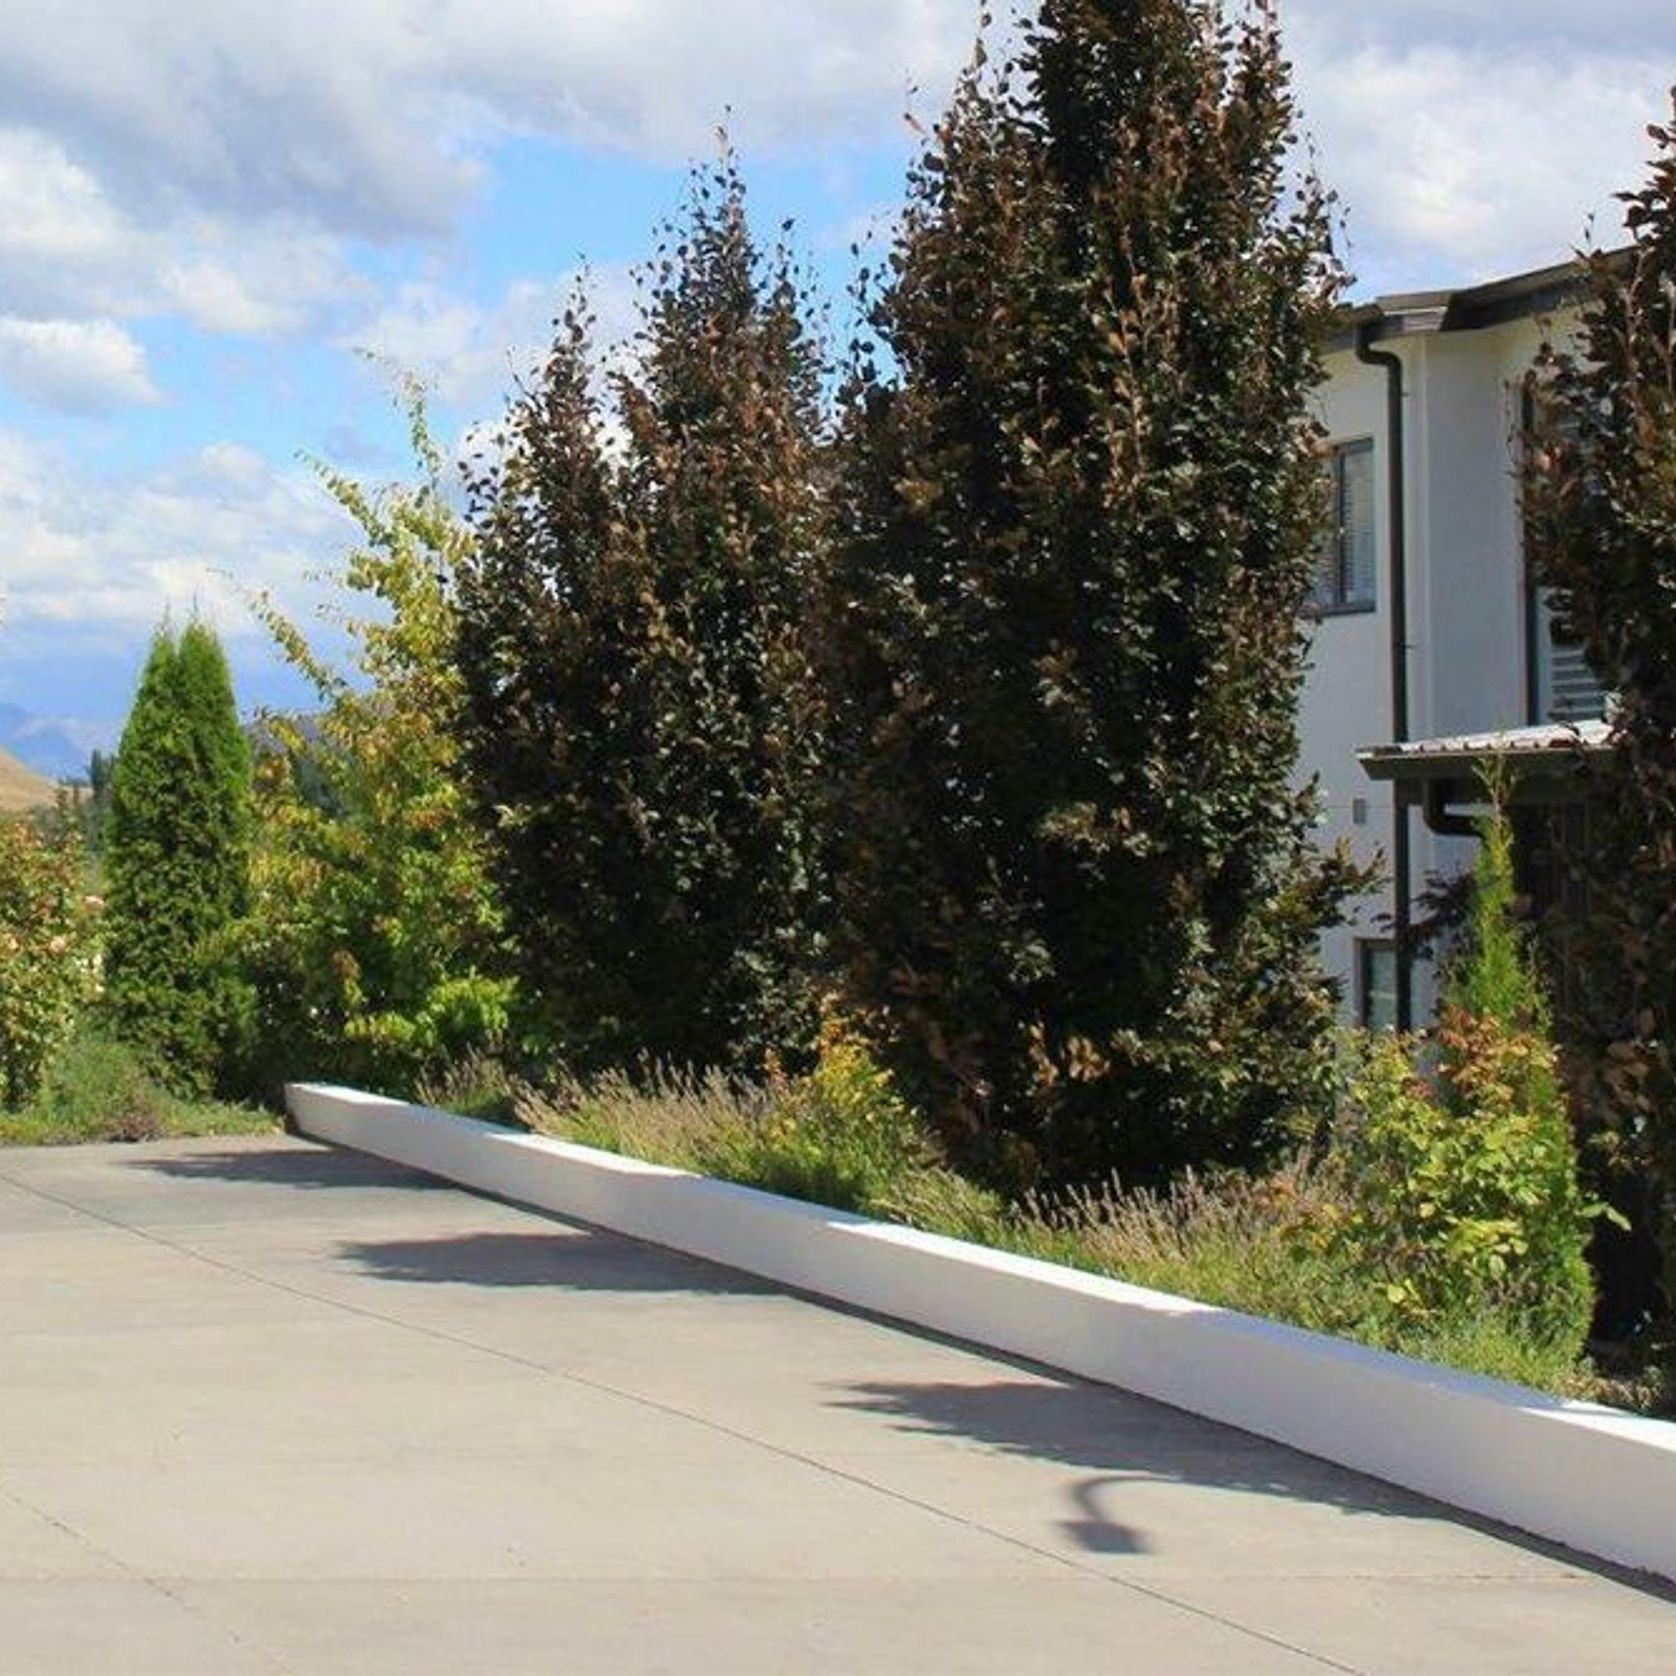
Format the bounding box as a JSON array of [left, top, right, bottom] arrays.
[[1358, 721, 1610, 836]]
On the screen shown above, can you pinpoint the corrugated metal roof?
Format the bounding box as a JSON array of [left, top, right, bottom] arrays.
[[1359, 720, 1609, 785]]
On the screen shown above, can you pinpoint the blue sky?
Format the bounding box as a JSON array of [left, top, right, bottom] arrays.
[[1, 0, 1673, 759]]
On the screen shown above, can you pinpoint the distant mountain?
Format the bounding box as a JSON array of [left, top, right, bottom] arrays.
[[0, 704, 112, 782], [0, 746, 56, 813]]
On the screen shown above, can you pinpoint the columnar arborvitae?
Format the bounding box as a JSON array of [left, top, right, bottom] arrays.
[[1525, 94, 1676, 1334], [455, 156, 829, 1069], [104, 621, 253, 1093], [826, 0, 1361, 1191]]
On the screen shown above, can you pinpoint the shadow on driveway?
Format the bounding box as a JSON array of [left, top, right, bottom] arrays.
[[838, 1375, 1423, 1551], [836, 1375, 1676, 1593], [127, 1145, 444, 1192], [115, 1138, 1676, 1604], [336, 1229, 778, 1296]]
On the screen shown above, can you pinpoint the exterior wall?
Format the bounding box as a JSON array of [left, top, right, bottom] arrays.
[[1301, 351, 1398, 1017], [1301, 309, 1572, 1024]]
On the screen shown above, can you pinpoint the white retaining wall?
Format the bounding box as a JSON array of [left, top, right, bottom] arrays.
[[287, 1082, 1676, 1583]]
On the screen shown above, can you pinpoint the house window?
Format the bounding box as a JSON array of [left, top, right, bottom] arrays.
[[1312, 439, 1376, 613], [1519, 376, 1611, 723], [1536, 615, 1610, 723], [1357, 939, 1399, 1034]]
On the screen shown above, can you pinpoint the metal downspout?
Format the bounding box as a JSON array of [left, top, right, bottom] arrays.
[[1355, 324, 1414, 1032]]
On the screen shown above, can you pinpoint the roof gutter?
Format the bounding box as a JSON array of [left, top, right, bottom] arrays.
[[1355, 322, 1415, 1032]]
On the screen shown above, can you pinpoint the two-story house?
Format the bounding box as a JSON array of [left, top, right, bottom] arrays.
[[1301, 257, 1611, 1031]]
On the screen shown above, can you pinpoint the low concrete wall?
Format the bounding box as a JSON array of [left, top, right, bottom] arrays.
[[288, 1082, 1676, 1583]]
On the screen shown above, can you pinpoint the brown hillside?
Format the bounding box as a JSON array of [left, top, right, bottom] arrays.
[[0, 746, 56, 814]]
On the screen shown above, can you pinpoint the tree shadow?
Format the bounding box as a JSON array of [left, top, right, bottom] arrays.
[[839, 1376, 1421, 1558], [127, 1144, 776, 1298], [337, 1229, 779, 1297], [835, 1375, 1676, 1587], [128, 1145, 444, 1192]]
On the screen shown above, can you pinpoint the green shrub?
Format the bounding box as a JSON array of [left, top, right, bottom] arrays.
[[0, 1029, 272, 1147], [522, 1063, 767, 1171], [16, 1030, 174, 1142], [1317, 783, 1599, 1358], [1015, 1162, 1372, 1335], [1323, 1023, 1596, 1352], [235, 394, 519, 1102], [413, 1047, 521, 1125], [695, 1028, 935, 1215], [870, 1163, 1013, 1247], [0, 818, 100, 1109], [520, 1026, 938, 1219]]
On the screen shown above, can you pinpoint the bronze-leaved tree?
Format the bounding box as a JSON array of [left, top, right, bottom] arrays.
[[1525, 95, 1676, 1338], [455, 155, 830, 1070], [826, 0, 1363, 1191]]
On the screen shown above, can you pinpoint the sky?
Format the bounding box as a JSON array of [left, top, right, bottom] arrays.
[[0, 0, 1672, 759]]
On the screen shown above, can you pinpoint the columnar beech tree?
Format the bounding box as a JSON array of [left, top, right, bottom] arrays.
[[455, 157, 830, 1069], [104, 621, 253, 1094], [826, 0, 1362, 1191], [1525, 97, 1676, 1330]]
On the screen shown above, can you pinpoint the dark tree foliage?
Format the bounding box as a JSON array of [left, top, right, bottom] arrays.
[[103, 622, 253, 1095], [455, 156, 830, 1070], [84, 748, 116, 853], [1525, 96, 1676, 1334], [825, 0, 1364, 1193]]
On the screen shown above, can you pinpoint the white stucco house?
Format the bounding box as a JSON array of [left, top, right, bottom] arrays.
[[1301, 256, 1611, 1030]]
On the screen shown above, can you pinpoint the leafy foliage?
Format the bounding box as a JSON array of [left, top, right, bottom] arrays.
[[456, 154, 831, 1072], [235, 391, 516, 1099], [698, 1017, 934, 1211], [1321, 788, 1597, 1355], [1325, 1026, 1593, 1352], [522, 1020, 937, 1220], [40, 750, 117, 856], [0, 1027, 271, 1147], [824, 0, 1364, 1191], [103, 622, 253, 1095], [1523, 96, 1676, 1334], [0, 818, 100, 1108], [512, 1043, 1596, 1397]]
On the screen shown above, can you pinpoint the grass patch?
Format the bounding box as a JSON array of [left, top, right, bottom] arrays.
[[516, 1050, 1638, 1409], [413, 1047, 523, 1126], [0, 1030, 275, 1147]]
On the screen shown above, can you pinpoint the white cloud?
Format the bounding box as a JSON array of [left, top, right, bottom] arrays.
[[0, 431, 350, 636], [0, 127, 126, 268], [0, 2, 974, 242], [1286, 6, 1676, 291], [0, 317, 158, 413], [347, 266, 640, 415], [156, 223, 360, 336], [0, 1, 1669, 378], [0, 128, 360, 337], [1292, 2, 1674, 58]]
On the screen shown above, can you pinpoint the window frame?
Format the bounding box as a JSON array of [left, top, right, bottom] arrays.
[[1356, 937, 1399, 1034], [1518, 376, 1610, 724], [1309, 437, 1377, 618]]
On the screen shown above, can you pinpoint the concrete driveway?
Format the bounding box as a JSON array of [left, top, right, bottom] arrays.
[[1, 1135, 1672, 1675]]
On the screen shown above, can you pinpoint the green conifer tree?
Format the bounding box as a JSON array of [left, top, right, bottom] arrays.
[[104, 621, 253, 1093]]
